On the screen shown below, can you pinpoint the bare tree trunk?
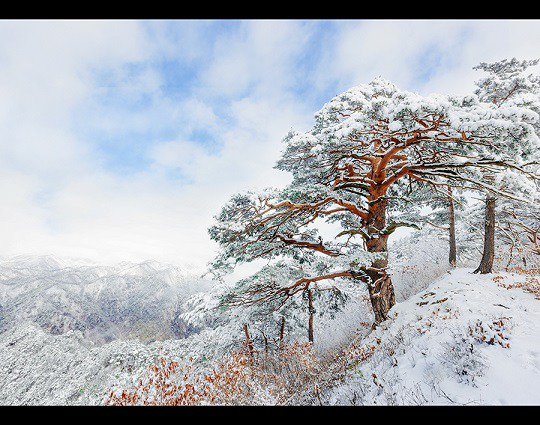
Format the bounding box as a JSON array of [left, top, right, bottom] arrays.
[[243, 323, 254, 361], [448, 186, 457, 268], [474, 196, 496, 274], [364, 196, 396, 325], [307, 289, 314, 343], [279, 317, 285, 349], [261, 331, 269, 354]]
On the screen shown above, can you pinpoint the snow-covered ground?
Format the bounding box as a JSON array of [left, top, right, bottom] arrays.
[[328, 268, 540, 405]]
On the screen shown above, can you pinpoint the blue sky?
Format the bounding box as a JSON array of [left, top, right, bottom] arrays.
[[65, 20, 482, 178], [74, 20, 341, 175], [0, 20, 539, 267]]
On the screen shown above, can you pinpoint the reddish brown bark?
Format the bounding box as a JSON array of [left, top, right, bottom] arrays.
[[363, 188, 396, 325]]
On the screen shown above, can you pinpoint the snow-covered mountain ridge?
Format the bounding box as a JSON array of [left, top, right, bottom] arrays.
[[0, 255, 210, 343]]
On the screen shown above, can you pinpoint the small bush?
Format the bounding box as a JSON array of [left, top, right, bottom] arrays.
[[468, 318, 511, 348], [440, 332, 486, 385]]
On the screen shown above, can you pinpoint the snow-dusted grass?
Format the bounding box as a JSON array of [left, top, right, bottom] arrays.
[[327, 268, 540, 405]]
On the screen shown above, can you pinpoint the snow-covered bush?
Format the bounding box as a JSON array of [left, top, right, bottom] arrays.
[[439, 330, 487, 385]]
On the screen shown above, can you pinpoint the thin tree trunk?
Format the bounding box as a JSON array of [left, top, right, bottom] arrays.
[[448, 186, 457, 267], [243, 323, 254, 361], [474, 196, 496, 274], [307, 289, 314, 343], [364, 195, 396, 325], [505, 242, 515, 271], [279, 317, 285, 349], [261, 331, 268, 354]]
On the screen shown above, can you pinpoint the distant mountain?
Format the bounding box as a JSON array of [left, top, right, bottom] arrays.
[[0, 255, 211, 344]]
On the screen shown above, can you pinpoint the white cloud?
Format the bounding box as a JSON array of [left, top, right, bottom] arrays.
[[0, 21, 161, 263], [0, 20, 313, 269], [420, 20, 540, 95], [314, 20, 464, 90], [199, 20, 313, 97], [0, 20, 150, 179], [315, 20, 540, 95]]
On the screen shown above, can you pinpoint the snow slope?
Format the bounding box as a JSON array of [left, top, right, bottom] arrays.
[[327, 268, 540, 405]]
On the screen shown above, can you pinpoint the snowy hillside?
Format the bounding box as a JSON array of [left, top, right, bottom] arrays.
[[1, 259, 538, 405], [0, 322, 200, 405], [327, 269, 540, 405], [0, 255, 213, 405]]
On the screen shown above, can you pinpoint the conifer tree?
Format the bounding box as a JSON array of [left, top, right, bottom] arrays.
[[210, 73, 539, 325]]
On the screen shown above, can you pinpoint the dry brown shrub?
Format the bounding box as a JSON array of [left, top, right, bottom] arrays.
[[105, 341, 326, 406], [339, 336, 377, 372], [497, 276, 540, 300], [468, 318, 511, 348], [504, 266, 540, 277]]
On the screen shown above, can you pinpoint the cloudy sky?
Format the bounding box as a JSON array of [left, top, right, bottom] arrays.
[[1, 20, 539, 269]]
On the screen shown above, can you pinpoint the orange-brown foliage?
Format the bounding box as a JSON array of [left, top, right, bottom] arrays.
[[105, 342, 323, 406], [495, 273, 540, 300]]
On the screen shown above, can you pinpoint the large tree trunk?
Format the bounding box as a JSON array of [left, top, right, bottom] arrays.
[[474, 196, 496, 274], [307, 289, 314, 343], [448, 187, 457, 268], [364, 196, 396, 325]]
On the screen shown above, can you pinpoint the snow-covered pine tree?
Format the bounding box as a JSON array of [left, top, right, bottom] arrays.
[[209, 76, 539, 326], [459, 170, 540, 271], [471, 58, 540, 273]]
